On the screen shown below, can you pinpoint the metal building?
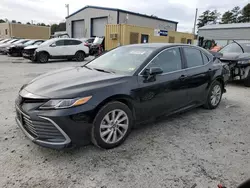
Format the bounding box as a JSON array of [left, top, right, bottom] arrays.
[[198, 23, 250, 46], [66, 5, 178, 38], [0, 23, 51, 39]]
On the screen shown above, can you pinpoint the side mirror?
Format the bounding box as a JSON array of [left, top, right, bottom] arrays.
[[50, 43, 56, 47], [149, 67, 163, 75]]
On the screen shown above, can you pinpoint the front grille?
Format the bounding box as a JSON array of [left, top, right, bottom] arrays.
[[17, 109, 66, 143], [23, 49, 35, 55]]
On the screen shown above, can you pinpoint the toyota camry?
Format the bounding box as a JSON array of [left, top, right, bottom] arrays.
[[15, 44, 229, 149]]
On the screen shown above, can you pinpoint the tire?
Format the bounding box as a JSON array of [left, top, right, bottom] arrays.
[[38, 52, 49, 63], [91, 101, 133, 149], [203, 81, 222, 109], [75, 51, 85, 62], [244, 71, 250, 87]]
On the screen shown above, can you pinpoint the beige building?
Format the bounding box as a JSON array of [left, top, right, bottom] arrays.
[[0, 23, 51, 39], [105, 24, 194, 50]]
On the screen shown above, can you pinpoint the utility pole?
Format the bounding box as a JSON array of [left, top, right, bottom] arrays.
[[193, 8, 198, 34], [65, 4, 69, 17]]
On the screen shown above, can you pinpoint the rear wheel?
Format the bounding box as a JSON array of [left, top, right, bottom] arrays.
[[75, 51, 85, 62], [91, 101, 133, 149], [203, 81, 222, 109], [38, 52, 49, 63]]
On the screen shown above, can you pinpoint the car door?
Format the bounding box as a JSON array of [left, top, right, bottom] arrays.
[[64, 40, 82, 56], [182, 47, 212, 104], [135, 47, 189, 121], [49, 40, 66, 57]]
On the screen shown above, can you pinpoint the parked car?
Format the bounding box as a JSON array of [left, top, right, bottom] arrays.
[[89, 37, 105, 56], [0, 39, 11, 44], [23, 38, 89, 63], [218, 41, 250, 87], [7, 40, 45, 57], [81, 37, 95, 48], [0, 39, 20, 53], [2, 39, 30, 54], [15, 44, 229, 149]]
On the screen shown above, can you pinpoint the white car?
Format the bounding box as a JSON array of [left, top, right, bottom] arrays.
[[33, 38, 89, 63]]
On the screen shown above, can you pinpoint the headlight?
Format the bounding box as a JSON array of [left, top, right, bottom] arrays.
[[39, 96, 92, 109], [238, 60, 250, 64]]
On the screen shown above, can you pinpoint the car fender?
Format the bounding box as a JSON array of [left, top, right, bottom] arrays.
[[93, 94, 136, 121]]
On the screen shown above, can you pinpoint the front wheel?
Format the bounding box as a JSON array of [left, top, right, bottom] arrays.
[[38, 52, 49, 63], [91, 102, 133, 149], [203, 81, 222, 109]]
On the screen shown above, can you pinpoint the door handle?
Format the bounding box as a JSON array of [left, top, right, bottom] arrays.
[[179, 75, 187, 81]]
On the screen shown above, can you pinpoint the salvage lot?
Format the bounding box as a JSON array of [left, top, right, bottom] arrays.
[[0, 55, 249, 188]]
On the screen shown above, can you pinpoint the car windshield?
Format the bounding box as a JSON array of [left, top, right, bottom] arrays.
[[220, 43, 244, 53], [86, 46, 154, 75], [24, 40, 35, 45], [13, 40, 23, 44]]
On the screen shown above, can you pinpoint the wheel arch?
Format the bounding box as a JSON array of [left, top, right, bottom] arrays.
[[92, 94, 136, 122], [38, 50, 50, 57], [75, 50, 86, 55], [214, 76, 225, 91]]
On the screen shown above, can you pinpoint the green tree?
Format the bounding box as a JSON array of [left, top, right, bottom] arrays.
[[26, 22, 31, 25], [231, 6, 241, 23], [17, 21, 22, 24], [0, 19, 5, 23], [240, 3, 250, 22], [197, 10, 220, 28], [11, 20, 16, 23], [58, 22, 66, 31], [40, 23, 46, 26], [51, 24, 58, 34], [221, 11, 233, 24]]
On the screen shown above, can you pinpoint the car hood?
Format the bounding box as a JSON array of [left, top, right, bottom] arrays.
[[23, 66, 127, 98], [24, 44, 39, 50], [220, 53, 250, 61]]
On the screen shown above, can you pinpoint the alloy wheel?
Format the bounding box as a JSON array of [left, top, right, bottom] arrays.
[[210, 85, 221, 106], [99, 109, 129, 144]]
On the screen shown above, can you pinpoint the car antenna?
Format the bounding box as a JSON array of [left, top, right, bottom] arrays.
[[233, 40, 244, 53]]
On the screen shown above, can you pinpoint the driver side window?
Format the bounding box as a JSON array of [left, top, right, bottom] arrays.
[[147, 48, 182, 73]]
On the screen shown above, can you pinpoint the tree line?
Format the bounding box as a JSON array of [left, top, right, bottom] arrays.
[[197, 3, 250, 28], [0, 19, 66, 35]]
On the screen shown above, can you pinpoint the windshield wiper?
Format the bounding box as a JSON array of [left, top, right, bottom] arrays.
[[93, 68, 115, 74], [233, 40, 244, 53]]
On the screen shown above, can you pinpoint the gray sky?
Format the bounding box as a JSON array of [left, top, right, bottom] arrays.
[[0, 0, 248, 32]]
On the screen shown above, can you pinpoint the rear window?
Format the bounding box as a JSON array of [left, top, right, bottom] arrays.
[[65, 40, 82, 45]]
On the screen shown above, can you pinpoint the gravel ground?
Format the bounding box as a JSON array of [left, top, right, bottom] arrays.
[[0, 55, 249, 188]]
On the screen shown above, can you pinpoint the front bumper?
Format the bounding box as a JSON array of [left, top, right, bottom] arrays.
[[15, 98, 95, 149]]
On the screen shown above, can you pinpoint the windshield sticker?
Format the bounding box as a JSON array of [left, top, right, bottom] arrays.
[[129, 51, 146, 55]]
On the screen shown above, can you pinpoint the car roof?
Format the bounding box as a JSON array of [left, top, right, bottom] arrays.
[[125, 43, 195, 48]]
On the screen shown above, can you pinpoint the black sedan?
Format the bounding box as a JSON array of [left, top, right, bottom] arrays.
[[15, 44, 229, 149], [7, 40, 44, 57], [218, 42, 250, 87]]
